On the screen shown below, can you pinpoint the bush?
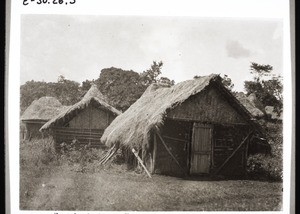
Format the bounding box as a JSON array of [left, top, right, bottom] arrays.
[[247, 154, 282, 181], [247, 122, 283, 181], [59, 140, 105, 172]]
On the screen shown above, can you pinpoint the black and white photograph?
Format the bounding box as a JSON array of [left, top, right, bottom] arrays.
[[7, 0, 293, 213]]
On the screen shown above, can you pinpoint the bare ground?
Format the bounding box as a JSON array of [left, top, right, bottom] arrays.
[[21, 164, 282, 211]]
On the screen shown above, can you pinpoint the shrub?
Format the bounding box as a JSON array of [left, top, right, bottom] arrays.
[[247, 122, 283, 181], [247, 154, 282, 181], [59, 139, 105, 172]]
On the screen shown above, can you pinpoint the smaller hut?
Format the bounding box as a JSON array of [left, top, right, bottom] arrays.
[[40, 84, 121, 149], [235, 92, 264, 118], [21, 97, 67, 140]]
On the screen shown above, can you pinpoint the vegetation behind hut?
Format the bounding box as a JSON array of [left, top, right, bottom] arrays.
[[20, 61, 174, 113], [247, 121, 283, 181], [244, 62, 283, 115]]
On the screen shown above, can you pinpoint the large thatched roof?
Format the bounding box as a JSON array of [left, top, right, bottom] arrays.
[[40, 84, 121, 131], [101, 74, 261, 151], [21, 97, 66, 121]]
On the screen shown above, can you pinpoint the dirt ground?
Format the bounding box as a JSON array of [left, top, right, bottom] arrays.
[[21, 164, 282, 211]]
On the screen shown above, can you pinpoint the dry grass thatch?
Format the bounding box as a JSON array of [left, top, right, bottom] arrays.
[[235, 92, 264, 118], [40, 84, 121, 131], [101, 74, 260, 151], [21, 97, 67, 121]]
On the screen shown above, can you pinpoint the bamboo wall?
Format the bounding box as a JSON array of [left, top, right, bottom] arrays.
[[153, 119, 191, 176], [211, 124, 250, 176], [153, 122, 250, 177], [52, 105, 116, 148], [167, 85, 248, 125], [52, 127, 105, 149], [68, 105, 114, 129]]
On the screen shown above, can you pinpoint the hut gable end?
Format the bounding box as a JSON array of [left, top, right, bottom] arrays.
[[167, 85, 247, 125], [68, 105, 113, 129], [40, 85, 121, 131]]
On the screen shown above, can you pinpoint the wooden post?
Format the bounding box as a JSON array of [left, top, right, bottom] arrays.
[[132, 148, 152, 178], [155, 127, 187, 176], [213, 131, 253, 175], [152, 133, 157, 174], [244, 139, 249, 171], [211, 128, 214, 169]]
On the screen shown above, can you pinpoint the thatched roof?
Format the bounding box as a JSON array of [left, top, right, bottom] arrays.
[[40, 84, 121, 131], [101, 74, 261, 151], [21, 97, 66, 121], [235, 92, 264, 118]]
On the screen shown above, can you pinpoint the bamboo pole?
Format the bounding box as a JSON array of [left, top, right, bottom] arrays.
[[132, 148, 152, 178], [213, 131, 253, 175], [101, 148, 118, 164], [99, 144, 115, 163], [152, 133, 157, 174]]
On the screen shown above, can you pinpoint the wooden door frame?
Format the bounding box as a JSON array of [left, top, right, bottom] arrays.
[[189, 123, 214, 174]]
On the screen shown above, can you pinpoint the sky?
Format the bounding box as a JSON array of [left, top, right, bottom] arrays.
[[21, 15, 283, 92]]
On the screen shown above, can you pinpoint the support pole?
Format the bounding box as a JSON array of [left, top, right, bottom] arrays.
[[132, 148, 152, 178], [100, 144, 117, 164]]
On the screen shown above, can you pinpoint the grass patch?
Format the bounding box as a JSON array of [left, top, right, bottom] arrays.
[[20, 137, 107, 209], [20, 135, 282, 211], [20, 137, 60, 209]]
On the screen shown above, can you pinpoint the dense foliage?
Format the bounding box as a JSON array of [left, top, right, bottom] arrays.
[[247, 122, 283, 181], [20, 77, 82, 114], [20, 61, 174, 113], [244, 62, 283, 114], [95, 67, 148, 112]]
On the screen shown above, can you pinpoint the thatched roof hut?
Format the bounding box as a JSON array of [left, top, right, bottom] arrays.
[[235, 92, 264, 118], [101, 74, 269, 177], [21, 97, 67, 140], [21, 97, 65, 121], [40, 84, 121, 148]]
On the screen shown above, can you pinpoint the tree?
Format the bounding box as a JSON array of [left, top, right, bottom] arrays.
[[244, 62, 282, 115], [20, 76, 81, 114], [95, 62, 175, 111], [250, 62, 273, 82], [140, 61, 163, 85], [54, 77, 81, 105], [262, 76, 283, 102], [95, 67, 148, 111], [20, 80, 55, 114], [81, 79, 95, 92]]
